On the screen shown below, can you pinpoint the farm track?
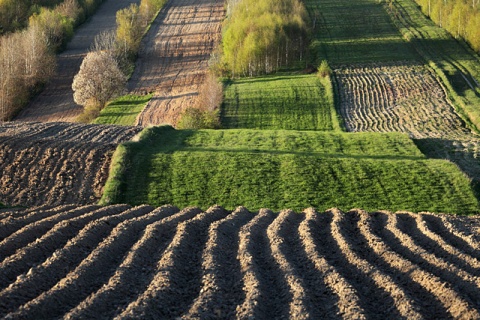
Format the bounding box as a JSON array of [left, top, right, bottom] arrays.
[[1, 205, 479, 318], [129, 0, 224, 126], [13, 0, 142, 123], [0, 122, 141, 207]]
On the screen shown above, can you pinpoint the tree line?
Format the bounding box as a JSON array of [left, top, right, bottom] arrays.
[[0, 0, 104, 121], [222, 0, 309, 77], [0, 0, 104, 34], [415, 0, 480, 52], [72, 0, 167, 121]]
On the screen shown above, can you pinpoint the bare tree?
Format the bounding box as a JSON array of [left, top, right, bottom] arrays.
[[72, 50, 126, 111]]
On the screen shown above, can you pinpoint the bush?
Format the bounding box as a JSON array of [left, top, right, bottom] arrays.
[[177, 108, 220, 129], [317, 60, 332, 78]]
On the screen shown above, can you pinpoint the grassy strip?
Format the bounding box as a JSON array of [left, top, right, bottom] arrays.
[[93, 94, 152, 126], [386, 0, 480, 133], [102, 126, 478, 214], [221, 74, 340, 131], [304, 0, 418, 65]]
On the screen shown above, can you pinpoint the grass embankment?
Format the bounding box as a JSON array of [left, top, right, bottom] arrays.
[[100, 126, 479, 214], [221, 74, 341, 131], [304, 0, 418, 65], [386, 0, 480, 133], [93, 94, 152, 126]]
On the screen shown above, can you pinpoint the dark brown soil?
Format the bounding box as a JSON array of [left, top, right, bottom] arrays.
[[1, 205, 479, 319]]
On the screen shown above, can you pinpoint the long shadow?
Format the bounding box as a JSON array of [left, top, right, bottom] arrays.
[[413, 137, 480, 204]]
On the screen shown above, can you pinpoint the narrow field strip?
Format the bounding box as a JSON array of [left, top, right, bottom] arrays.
[[1, 205, 480, 318], [0, 122, 140, 207]]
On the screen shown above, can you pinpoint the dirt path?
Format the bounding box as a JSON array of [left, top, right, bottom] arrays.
[[13, 0, 141, 123], [2, 205, 479, 318], [0, 122, 141, 207], [129, 0, 224, 126]]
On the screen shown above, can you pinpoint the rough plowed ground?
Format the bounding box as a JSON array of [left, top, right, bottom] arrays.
[[0, 205, 479, 319], [0, 122, 141, 207], [128, 0, 224, 126], [335, 63, 470, 139], [13, 0, 141, 123]]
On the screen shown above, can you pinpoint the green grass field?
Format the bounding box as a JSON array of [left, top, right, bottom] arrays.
[[221, 74, 340, 131], [93, 94, 152, 126], [304, 0, 418, 65], [101, 126, 478, 214]]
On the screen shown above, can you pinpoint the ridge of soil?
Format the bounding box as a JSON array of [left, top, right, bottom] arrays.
[[0, 122, 141, 207], [1, 205, 479, 319]]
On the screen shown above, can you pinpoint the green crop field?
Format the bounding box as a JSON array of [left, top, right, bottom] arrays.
[[221, 74, 340, 131], [93, 94, 152, 126], [101, 126, 478, 214], [304, 0, 418, 65]]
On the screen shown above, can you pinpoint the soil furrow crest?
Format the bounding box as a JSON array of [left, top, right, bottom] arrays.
[[327, 209, 412, 319], [61, 207, 200, 320], [299, 208, 364, 319], [0, 205, 99, 260], [184, 207, 253, 319], [0, 205, 169, 317], [235, 209, 291, 319], [116, 205, 229, 319], [5, 205, 179, 319], [377, 212, 480, 318], [0, 204, 131, 292]]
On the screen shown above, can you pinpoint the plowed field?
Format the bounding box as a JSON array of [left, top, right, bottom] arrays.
[[13, 0, 141, 123], [0, 205, 479, 319], [128, 0, 224, 126], [335, 64, 470, 139], [0, 122, 141, 207]]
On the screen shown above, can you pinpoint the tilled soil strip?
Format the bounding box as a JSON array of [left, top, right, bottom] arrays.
[[185, 207, 253, 318], [63, 207, 201, 319], [0, 205, 100, 259], [0, 205, 78, 241], [235, 209, 292, 319], [116, 206, 229, 318], [0, 205, 168, 316], [299, 209, 364, 319], [330, 209, 422, 319], [6, 205, 178, 319], [374, 212, 480, 318], [0, 205, 131, 292]]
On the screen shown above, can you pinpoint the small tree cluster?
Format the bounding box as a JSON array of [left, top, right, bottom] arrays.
[[222, 0, 309, 77]]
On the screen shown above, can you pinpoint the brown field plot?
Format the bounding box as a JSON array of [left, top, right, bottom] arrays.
[[128, 0, 224, 126], [335, 63, 470, 139], [0, 205, 479, 318], [14, 0, 141, 123], [0, 122, 141, 207]]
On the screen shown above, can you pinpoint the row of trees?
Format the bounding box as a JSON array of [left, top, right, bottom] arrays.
[[0, 0, 104, 121], [415, 0, 480, 52], [0, 0, 104, 34], [72, 0, 167, 121], [222, 0, 309, 77]]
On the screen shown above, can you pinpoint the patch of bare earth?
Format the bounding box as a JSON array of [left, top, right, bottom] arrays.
[[13, 0, 141, 123], [0, 122, 141, 207], [128, 0, 224, 126], [1, 205, 479, 318]]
